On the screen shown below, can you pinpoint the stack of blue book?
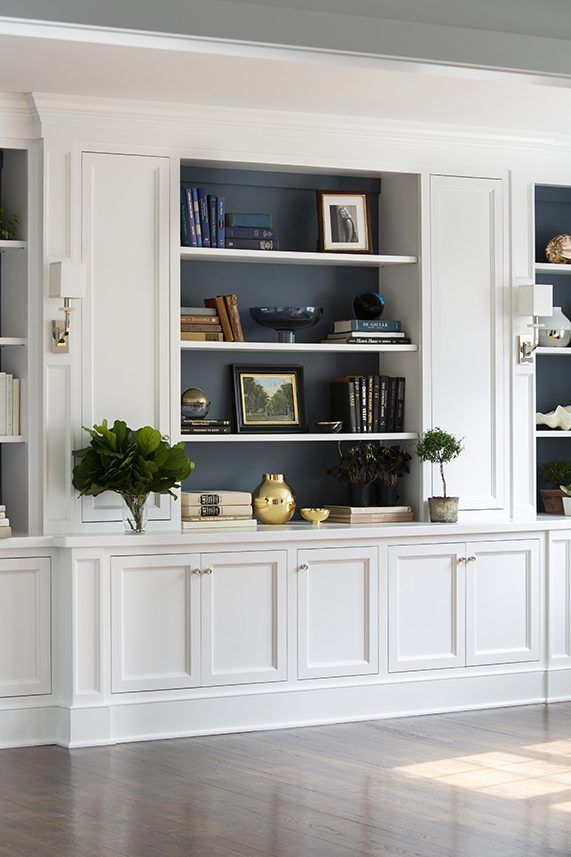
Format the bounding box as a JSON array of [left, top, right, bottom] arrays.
[[224, 212, 279, 251], [180, 186, 225, 248]]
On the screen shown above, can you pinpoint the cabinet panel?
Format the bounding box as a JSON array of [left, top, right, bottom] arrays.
[[389, 544, 465, 672], [111, 554, 200, 692], [0, 558, 51, 697], [430, 175, 506, 513], [549, 536, 571, 665], [201, 550, 287, 686], [81, 152, 170, 523], [466, 539, 540, 666], [297, 546, 378, 679]]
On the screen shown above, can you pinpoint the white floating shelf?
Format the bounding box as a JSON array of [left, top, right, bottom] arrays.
[[180, 247, 417, 267], [0, 240, 26, 252], [179, 432, 418, 443], [535, 263, 571, 276], [181, 340, 418, 354], [536, 347, 571, 355], [0, 337, 26, 347], [536, 431, 571, 438], [0, 435, 25, 443]]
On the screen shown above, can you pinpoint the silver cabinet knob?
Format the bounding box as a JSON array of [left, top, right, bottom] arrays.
[[299, 563, 309, 571], [192, 568, 202, 575], [203, 567, 213, 575], [467, 555, 477, 563], [457, 556, 466, 564]]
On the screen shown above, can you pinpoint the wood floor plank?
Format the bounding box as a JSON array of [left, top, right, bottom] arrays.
[[1, 704, 570, 856]]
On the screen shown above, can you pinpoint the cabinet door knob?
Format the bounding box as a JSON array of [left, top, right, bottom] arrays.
[[192, 568, 202, 575], [467, 555, 477, 563], [203, 567, 213, 575], [457, 556, 466, 564], [299, 563, 309, 571]]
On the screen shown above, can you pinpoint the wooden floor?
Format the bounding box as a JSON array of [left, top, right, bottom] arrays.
[[1, 704, 571, 856]]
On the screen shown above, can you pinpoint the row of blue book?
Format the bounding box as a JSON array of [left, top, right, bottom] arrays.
[[181, 189, 280, 250]]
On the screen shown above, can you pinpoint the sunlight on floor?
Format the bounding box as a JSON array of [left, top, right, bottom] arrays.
[[395, 741, 571, 800]]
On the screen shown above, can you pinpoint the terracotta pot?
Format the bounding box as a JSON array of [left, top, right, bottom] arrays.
[[540, 488, 565, 515], [428, 496, 459, 523]]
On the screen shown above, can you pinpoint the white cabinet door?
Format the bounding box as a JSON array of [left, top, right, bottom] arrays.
[[429, 175, 506, 514], [0, 558, 51, 697], [81, 152, 170, 523], [388, 543, 465, 672], [466, 539, 540, 666], [201, 550, 287, 686], [297, 546, 378, 679], [111, 554, 200, 693]]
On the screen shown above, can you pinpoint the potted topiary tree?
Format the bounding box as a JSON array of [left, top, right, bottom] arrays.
[[539, 460, 571, 514], [416, 427, 464, 523], [327, 441, 379, 507], [374, 444, 412, 506], [72, 419, 194, 533]]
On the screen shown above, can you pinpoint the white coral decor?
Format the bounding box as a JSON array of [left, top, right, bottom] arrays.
[[536, 405, 571, 431]]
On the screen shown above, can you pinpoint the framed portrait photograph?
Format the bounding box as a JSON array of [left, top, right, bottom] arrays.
[[317, 192, 372, 253], [232, 365, 306, 433]]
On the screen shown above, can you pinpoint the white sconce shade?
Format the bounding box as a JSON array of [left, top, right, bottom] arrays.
[[518, 283, 553, 318], [49, 260, 86, 299]]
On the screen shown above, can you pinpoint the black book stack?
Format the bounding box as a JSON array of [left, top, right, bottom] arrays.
[[330, 375, 405, 433], [224, 213, 279, 251], [181, 418, 231, 435]]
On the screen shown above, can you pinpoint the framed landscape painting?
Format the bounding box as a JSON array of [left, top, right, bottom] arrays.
[[317, 192, 372, 253], [232, 365, 306, 433]]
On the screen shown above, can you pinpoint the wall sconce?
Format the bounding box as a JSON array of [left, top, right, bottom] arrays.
[[517, 283, 553, 364], [49, 261, 86, 354]]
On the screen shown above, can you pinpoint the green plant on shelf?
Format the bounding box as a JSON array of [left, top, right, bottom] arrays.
[[539, 459, 571, 489], [0, 209, 19, 241], [416, 427, 463, 498]]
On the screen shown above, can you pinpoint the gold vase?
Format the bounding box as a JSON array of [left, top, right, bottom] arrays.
[[253, 473, 296, 525]]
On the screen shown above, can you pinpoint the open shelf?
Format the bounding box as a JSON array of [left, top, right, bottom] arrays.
[[181, 340, 418, 354], [536, 431, 571, 438], [0, 240, 26, 252], [0, 435, 25, 443], [180, 247, 417, 267], [0, 338, 26, 347], [180, 432, 418, 443], [536, 347, 571, 356], [535, 263, 571, 276]]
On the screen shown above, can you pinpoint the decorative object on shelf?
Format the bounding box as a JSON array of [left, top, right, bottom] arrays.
[[330, 374, 405, 433], [327, 441, 379, 507], [416, 427, 463, 523], [252, 473, 296, 524], [232, 365, 306, 433], [375, 444, 412, 506], [317, 192, 371, 253], [300, 507, 330, 526], [0, 209, 19, 241], [546, 234, 571, 264], [0, 503, 12, 538], [249, 306, 323, 343], [315, 420, 343, 433], [181, 387, 210, 419], [353, 292, 385, 320], [560, 485, 571, 516], [324, 504, 413, 524], [536, 405, 571, 432], [72, 420, 194, 534], [537, 306, 571, 348], [538, 460, 571, 514], [181, 488, 253, 524], [517, 282, 553, 363], [323, 318, 409, 346]]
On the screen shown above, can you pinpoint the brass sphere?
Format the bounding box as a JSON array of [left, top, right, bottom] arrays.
[[181, 387, 210, 419]]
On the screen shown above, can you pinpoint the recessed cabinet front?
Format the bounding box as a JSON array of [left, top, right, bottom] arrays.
[[111, 554, 201, 693], [297, 547, 379, 679], [388, 544, 465, 672], [201, 550, 287, 687]]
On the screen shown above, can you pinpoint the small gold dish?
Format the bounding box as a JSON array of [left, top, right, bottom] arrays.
[[300, 507, 330, 526]]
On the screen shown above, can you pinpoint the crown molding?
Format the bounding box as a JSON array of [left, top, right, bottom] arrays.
[[0, 93, 39, 140], [30, 92, 571, 158]]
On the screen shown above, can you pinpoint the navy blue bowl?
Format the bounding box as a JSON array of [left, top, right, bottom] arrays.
[[250, 306, 323, 342]]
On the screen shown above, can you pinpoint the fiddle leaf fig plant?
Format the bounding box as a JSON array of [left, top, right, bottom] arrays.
[[72, 420, 194, 532]]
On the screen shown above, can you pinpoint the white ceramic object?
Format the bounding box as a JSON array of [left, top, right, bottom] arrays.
[[536, 404, 571, 431], [538, 306, 571, 348], [563, 497, 571, 516]]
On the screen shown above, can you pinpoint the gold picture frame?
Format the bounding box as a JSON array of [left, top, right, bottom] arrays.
[[232, 365, 306, 433]]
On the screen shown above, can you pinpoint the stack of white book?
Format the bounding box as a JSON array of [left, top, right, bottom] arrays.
[[0, 505, 12, 538], [0, 373, 20, 436], [181, 490, 257, 530]]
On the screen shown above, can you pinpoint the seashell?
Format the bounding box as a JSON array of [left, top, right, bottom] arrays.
[[545, 235, 571, 264], [536, 404, 571, 431]]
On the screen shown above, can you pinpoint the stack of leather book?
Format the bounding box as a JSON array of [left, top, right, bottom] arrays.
[[324, 505, 413, 524], [203, 295, 244, 342]]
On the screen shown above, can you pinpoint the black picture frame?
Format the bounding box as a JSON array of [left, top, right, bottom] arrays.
[[317, 191, 372, 253], [232, 365, 306, 433]]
